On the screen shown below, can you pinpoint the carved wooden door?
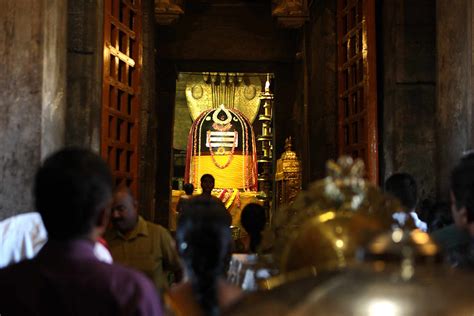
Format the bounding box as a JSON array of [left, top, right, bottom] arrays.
[[337, 0, 378, 183], [102, 0, 142, 196]]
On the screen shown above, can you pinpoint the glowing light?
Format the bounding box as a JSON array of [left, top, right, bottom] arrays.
[[391, 228, 403, 243], [318, 211, 336, 223], [411, 230, 429, 245], [335, 239, 344, 249], [368, 299, 399, 316], [265, 73, 271, 92]]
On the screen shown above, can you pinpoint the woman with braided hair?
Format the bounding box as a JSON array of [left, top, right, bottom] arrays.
[[167, 199, 242, 316]]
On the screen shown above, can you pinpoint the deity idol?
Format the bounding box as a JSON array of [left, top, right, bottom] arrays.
[[184, 104, 258, 192]]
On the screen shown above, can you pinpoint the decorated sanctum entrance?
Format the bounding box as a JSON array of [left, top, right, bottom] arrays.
[[169, 72, 277, 229]]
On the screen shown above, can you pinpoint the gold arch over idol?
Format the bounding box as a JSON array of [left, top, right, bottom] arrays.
[[185, 72, 262, 124]]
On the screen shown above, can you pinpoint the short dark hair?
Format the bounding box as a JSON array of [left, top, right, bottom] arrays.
[[183, 183, 194, 195], [200, 174, 214, 182], [240, 203, 266, 253], [34, 148, 113, 240], [384, 173, 417, 210], [451, 161, 474, 222], [241, 203, 266, 236]]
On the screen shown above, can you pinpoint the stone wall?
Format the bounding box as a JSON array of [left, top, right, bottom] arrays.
[[66, 0, 103, 150], [0, 0, 67, 220], [284, 0, 338, 187], [380, 0, 437, 201], [436, 0, 472, 198], [157, 1, 296, 62], [306, 0, 338, 182], [380, 0, 474, 203]]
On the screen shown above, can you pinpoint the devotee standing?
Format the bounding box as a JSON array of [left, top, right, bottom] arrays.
[[194, 174, 223, 204], [385, 173, 427, 231], [105, 185, 181, 289], [176, 183, 194, 213], [447, 159, 474, 268], [0, 148, 163, 315], [240, 203, 266, 253]]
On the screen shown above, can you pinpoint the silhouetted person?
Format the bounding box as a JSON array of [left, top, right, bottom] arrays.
[[240, 203, 266, 253], [0, 148, 163, 315], [200, 174, 215, 197], [105, 185, 181, 289], [447, 160, 474, 267], [385, 173, 427, 231], [176, 183, 194, 213], [167, 199, 241, 316], [419, 200, 453, 233], [194, 174, 225, 207]]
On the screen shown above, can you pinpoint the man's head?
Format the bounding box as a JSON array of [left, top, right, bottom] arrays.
[[200, 174, 215, 195], [34, 148, 113, 241], [240, 203, 266, 236], [384, 173, 418, 211], [111, 186, 138, 234], [183, 183, 194, 195], [450, 161, 474, 228]]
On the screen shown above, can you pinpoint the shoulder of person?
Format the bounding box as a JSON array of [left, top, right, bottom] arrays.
[[105, 263, 163, 314], [145, 220, 172, 236]]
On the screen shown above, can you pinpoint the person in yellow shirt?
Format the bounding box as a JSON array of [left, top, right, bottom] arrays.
[[105, 186, 181, 289]]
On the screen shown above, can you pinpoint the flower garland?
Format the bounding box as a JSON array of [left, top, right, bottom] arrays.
[[225, 189, 239, 209], [217, 188, 240, 209], [233, 110, 250, 190]]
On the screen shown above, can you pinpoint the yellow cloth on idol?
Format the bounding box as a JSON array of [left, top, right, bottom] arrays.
[[191, 155, 253, 189]]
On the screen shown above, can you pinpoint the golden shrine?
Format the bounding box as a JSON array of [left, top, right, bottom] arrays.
[[170, 73, 268, 229], [275, 137, 302, 209]]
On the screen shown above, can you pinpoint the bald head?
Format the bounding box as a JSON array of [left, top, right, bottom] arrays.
[[111, 186, 138, 234]]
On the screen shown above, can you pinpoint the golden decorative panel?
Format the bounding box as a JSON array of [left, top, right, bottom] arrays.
[[185, 73, 262, 124]]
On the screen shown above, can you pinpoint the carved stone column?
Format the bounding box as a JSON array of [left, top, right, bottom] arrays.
[[436, 0, 472, 197]]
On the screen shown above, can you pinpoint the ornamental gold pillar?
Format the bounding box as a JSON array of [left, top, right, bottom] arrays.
[[257, 74, 274, 219]]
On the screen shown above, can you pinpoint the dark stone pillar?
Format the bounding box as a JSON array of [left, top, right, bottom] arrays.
[[154, 60, 176, 227], [307, 0, 337, 181], [139, 0, 159, 221], [436, 0, 472, 198], [0, 0, 67, 220], [65, 0, 103, 150], [380, 0, 436, 201]]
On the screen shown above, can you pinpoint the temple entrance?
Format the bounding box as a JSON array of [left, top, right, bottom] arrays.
[[169, 72, 275, 230]]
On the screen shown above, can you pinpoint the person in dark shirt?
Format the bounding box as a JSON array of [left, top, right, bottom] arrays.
[[176, 183, 194, 213], [240, 203, 266, 253], [448, 159, 474, 268], [0, 148, 163, 315], [193, 174, 222, 204]]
